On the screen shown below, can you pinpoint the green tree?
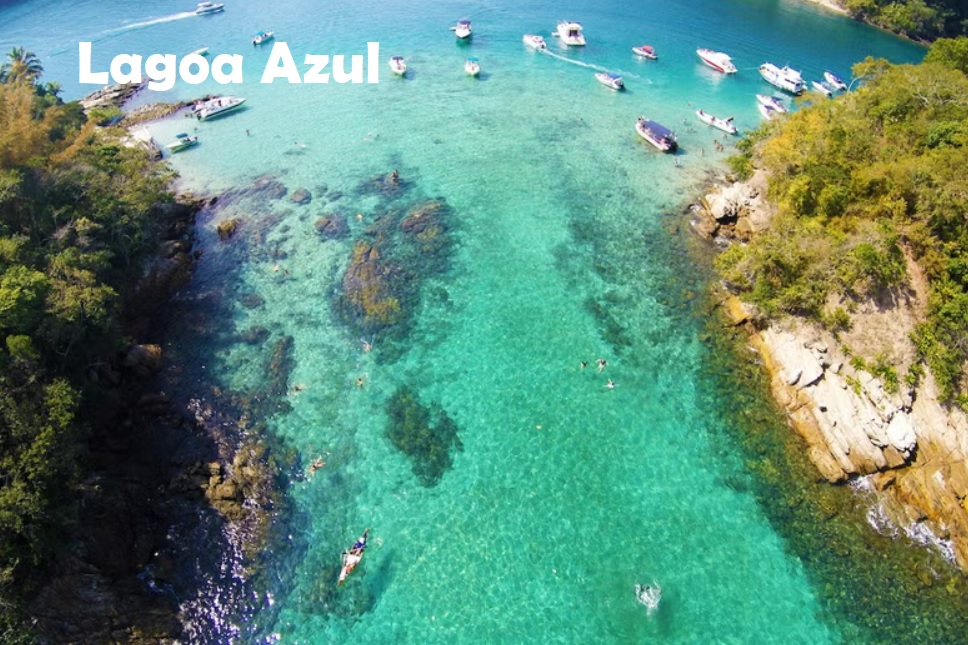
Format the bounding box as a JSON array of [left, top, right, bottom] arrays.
[[925, 36, 968, 74], [0, 48, 43, 85]]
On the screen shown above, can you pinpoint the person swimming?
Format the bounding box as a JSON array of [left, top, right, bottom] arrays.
[[597, 358, 607, 373]]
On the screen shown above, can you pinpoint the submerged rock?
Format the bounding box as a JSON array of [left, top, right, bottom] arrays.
[[337, 241, 404, 331], [217, 218, 240, 240], [291, 188, 312, 205], [315, 214, 349, 240], [386, 386, 462, 487]]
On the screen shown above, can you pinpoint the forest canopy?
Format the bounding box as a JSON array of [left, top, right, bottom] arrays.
[[845, 0, 968, 41], [0, 48, 172, 625], [720, 40, 968, 404]]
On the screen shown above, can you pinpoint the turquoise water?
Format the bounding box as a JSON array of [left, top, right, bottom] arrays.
[[1, 0, 942, 642]]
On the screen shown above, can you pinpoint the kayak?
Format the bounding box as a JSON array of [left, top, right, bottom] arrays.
[[337, 528, 368, 585]]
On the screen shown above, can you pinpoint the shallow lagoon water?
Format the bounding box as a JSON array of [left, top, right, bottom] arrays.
[[5, 0, 962, 642]]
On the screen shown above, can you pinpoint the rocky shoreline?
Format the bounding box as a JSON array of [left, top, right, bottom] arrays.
[[695, 177, 968, 572]]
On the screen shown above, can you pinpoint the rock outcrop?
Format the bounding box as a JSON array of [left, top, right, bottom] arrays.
[[694, 169, 773, 242], [725, 297, 968, 570]]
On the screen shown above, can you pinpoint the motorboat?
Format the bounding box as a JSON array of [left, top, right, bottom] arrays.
[[757, 102, 784, 120], [595, 72, 625, 91], [635, 117, 677, 152], [812, 80, 833, 97], [759, 62, 805, 94], [252, 31, 274, 46], [697, 49, 737, 74], [452, 19, 472, 39], [632, 45, 657, 59], [465, 56, 480, 76], [193, 95, 246, 120], [195, 2, 224, 15], [824, 70, 848, 91], [554, 21, 586, 46], [337, 529, 368, 586], [696, 109, 738, 135], [165, 132, 198, 153], [188, 47, 210, 57], [522, 34, 547, 50], [756, 94, 788, 113], [388, 55, 407, 75]]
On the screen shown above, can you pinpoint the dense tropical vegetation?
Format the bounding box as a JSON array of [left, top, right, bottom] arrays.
[[0, 48, 172, 632], [720, 37, 968, 404], [845, 0, 968, 41]]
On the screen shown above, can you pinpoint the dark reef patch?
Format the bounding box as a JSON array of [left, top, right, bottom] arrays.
[[386, 386, 462, 487]]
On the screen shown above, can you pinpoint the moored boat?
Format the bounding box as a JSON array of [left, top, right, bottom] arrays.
[[389, 55, 407, 75], [635, 583, 662, 615], [465, 56, 480, 76], [696, 48, 737, 74], [635, 117, 677, 152], [824, 70, 848, 91], [252, 31, 274, 46], [595, 72, 624, 90], [337, 529, 369, 585], [165, 132, 198, 153], [554, 21, 586, 46], [695, 109, 737, 134], [188, 47, 210, 57], [756, 94, 788, 113], [757, 102, 783, 120], [812, 80, 833, 97], [195, 2, 224, 15], [452, 19, 472, 39], [632, 45, 657, 59], [193, 95, 246, 120], [759, 62, 805, 94], [522, 34, 547, 50]]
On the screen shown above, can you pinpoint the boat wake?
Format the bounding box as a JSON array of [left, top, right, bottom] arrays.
[[538, 49, 639, 79], [106, 11, 199, 35]]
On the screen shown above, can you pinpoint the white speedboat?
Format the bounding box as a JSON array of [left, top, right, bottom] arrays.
[[522, 34, 547, 50], [554, 21, 585, 46], [252, 31, 274, 46], [388, 55, 407, 75], [697, 49, 737, 74], [758, 103, 783, 120], [595, 72, 625, 91], [756, 94, 788, 113], [696, 109, 738, 134], [632, 45, 657, 59], [635, 583, 662, 615], [812, 80, 833, 97], [635, 117, 677, 152], [824, 70, 848, 91], [195, 2, 224, 15], [193, 96, 246, 120], [759, 62, 805, 94], [188, 47, 210, 57], [165, 132, 198, 153], [452, 19, 472, 39], [465, 56, 480, 77]]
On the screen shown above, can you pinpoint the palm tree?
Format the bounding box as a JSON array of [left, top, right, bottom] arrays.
[[0, 47, 44, 85]]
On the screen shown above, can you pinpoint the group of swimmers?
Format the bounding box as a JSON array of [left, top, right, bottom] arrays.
[[581, 357, 615, 389]]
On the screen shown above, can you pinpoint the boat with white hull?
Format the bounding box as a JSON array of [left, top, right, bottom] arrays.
[[452, 20, 472, 39], [697, 49, 736, 74], [635, 117, 677, 152], [522, 34, 547, 50], [195, 2, 224, 15], [554, 21, 585, 46], [595, 72, 624, 90], [632, 45, 657, 59], [824, 70, 848, 91], [388, 55, 406, 75], [696, 109, 737, 134], [193, 95, 245, 120], [812, 80, 833, 97], [465, 57, 480, 76], [759, 62, 805, 94]]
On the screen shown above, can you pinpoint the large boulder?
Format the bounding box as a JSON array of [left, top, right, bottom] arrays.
[[123, 344, 163, 376]]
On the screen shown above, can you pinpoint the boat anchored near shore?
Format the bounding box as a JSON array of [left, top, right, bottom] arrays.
[[388, 55, 407, 75], [759, 62, 805, 94], [635, 117, 678, 152], [451, 19, 472, 39], [193, 95, 246, 120], [696, 109, 737, 134]]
